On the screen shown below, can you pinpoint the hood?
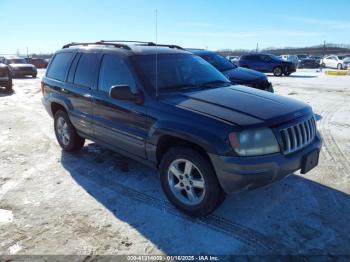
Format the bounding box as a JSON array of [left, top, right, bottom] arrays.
[[162, 85, 312, 127], [223, 67, 266, 83], [0, 63, 8, 69], [10, 63, 35, 68]]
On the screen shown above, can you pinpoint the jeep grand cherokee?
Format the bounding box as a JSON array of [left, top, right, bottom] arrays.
[[42, 41, 321, 216]]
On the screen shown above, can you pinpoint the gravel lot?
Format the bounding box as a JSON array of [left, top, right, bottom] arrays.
[[0, 69, 350, 256]]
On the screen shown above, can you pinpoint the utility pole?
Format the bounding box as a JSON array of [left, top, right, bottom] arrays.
[[256, 42, 259, 53], [323, 40, 326, 57], [26, 47, 29, 58]]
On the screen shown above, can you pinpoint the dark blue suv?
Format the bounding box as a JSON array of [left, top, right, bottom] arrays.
[[239, 53, 296, 76], [188, 49, 273, 92], [42, 41, 321, 216]]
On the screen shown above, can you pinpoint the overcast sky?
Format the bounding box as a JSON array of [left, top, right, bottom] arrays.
[[1, 0, 350, 54]]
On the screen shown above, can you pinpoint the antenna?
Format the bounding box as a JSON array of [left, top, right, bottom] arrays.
[[155, 8, 159, 98]]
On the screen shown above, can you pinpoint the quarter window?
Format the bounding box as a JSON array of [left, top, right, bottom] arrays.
[[46, 52, 73, 81], [98, 54, 136, 93], [74, 53, 99, 87]]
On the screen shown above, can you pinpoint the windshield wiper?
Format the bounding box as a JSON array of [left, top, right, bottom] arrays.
[[161, 84, 199, 91], [199, 80, 231, 87]]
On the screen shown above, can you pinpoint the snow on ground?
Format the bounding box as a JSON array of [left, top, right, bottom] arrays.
[[0, 69, 350, 255]]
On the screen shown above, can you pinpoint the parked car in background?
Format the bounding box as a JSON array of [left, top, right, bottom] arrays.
[[320, 55, 349, 70], [297, 54, 309, 63], [238, 53, 296, 76], [190, 49, 273, 92], [343, 57, 350, 69], [298, 57, 320, 69], [280, 54, 299, 66], [29, 58, 48, 69], [3, 57, 37, 78], [226, 55, 240, 65], [42, 41, 321, 216], [0, 63, 12, 92]]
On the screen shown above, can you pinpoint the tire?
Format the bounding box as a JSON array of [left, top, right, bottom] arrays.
[[4, 78, 13, 93], [32, 74, 37, 78], [337, 63, 343, 70], [321, 63, 325, 68], [273, 66, 283, 77], [159, 147, 225, 217], [54, 110, 85, 151]]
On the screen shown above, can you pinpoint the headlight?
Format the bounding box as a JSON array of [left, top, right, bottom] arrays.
[[229, 128, 280, 156]]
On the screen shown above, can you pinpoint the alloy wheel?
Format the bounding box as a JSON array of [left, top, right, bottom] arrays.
[[167, 159, 206, 206]]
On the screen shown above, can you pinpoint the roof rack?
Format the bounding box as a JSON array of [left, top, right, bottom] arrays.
[[62, 42, 132, 50], [101, 40, 184, 50], [100, 40, 154, 44], [62, 41, 184, 51], [147, 43, 184, 50]]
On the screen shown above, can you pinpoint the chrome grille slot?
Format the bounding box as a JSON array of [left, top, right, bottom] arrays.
[[280, 117, 316, 155]]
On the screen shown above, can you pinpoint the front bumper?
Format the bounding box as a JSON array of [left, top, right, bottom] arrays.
[[209, 135, 322, 193]]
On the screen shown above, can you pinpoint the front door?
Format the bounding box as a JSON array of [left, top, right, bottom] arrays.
[[92, 54, 148, 158]]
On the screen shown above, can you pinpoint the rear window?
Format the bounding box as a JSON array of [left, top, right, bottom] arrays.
[[74, 53, 99, 87], [47, 52, 73, 81]]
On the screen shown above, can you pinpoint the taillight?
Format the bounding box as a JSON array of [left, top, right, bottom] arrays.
[[41, 81, 44, 95]]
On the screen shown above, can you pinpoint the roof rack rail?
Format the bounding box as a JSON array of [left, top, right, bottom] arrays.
[[142, 43, 184, 50], [100, 40, 154, 44], [62, 42, 132, 50]]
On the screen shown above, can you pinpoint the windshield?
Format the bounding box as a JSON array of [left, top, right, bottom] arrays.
[[7, 58, 27, 64], [199, 53, 236, 71], [132, 53, 230, 92]]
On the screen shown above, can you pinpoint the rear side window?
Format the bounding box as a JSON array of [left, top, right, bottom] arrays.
[[98, 54, 136, 93], [74, 53, 99, 88], [47, 52, 73, 81]]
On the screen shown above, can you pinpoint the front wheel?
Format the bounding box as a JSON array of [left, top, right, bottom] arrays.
[[273, 66, 283, 76], [54, 110, 85, 151], [4, 75, 13, 92], [337, 63, 343, 70], [159, 147, 225, 217]]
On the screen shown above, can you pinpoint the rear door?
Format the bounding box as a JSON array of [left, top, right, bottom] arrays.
[[92, 53, 148, 158], [64, 52, 101, 137]]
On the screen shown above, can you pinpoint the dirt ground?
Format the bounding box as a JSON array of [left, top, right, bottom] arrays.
[[0, 69, 350, 256]]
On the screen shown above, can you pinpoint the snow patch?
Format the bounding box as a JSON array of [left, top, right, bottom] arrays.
[[8, 243, 22, 254], [0, 209, 13, 224]]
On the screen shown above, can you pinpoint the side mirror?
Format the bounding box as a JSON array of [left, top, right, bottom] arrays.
[[109, 85, 143, 104]]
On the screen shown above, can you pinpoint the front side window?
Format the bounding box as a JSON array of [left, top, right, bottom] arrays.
[[74, 53, 99, 87], [132, 53, 229, 92], [47, 52, 73, 81], [98, 54, 136, 93]]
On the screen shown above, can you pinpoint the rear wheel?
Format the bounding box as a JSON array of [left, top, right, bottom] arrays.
[[159, 147, 225, 217], [54, 110, 85, 151], [337, 63, 343, 70], [273, 66, 283, 76]]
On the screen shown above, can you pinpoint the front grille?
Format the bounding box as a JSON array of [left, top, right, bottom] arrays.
[[280, 116, 316, 155], [245, 80, 270, 90]]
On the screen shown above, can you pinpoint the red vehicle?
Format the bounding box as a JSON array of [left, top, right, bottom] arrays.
[[29, 58, 48, 69]]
